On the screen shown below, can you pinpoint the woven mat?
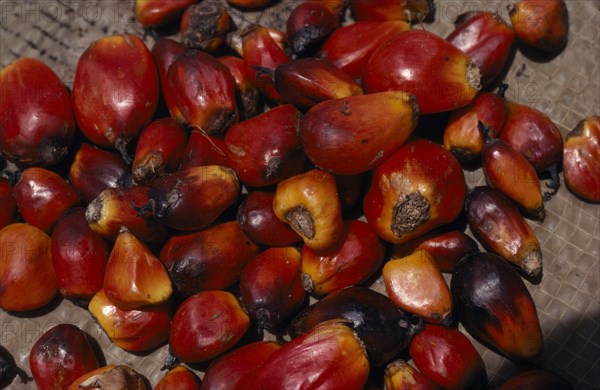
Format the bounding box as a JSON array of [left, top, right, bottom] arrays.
[[1, 0, 599, 388]]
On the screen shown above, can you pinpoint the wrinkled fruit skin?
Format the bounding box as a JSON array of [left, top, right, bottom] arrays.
[[508, 0, 569, 52], [563, 116, 600, 202]]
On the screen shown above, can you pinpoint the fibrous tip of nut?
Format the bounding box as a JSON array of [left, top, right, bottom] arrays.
[[391, 191, 430, 237]]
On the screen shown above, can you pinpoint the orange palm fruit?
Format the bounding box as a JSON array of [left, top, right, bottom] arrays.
[[384, 359, 441, 390], [180, 1, 230, 52], [508, 0, 569, 52], [68, 365, 148, 390], [563, 116, 600, 202], [135, 0, 195, 27], [155, 366, 201, 390]]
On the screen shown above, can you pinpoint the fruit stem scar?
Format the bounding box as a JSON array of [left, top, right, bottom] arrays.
[[391, 191, 430, 236], [285, 205, 315, 239]]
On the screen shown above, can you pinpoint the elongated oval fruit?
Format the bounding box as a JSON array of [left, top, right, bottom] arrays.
[[364, 139, 466, 244], [364, 30, 481, 114], [451, 252, 544, 363], [499, 369, 573, 390], [135, 0, 194, 27], [508, 0, 569, 52], [68, 365, 148, 390], [286, 1, 339, 58], [73, 34, 159, 158], [180, 1, 230, 52], [384, 359, 440, 390], [348, 0, 433, 22], [300, 91, 419, 175], [151, 38, 185, 121], [253, 320, 369, 390], [289, 287, 423, 367], [0, 178, 15, 229], [466, 186, 542, 278], [155, 366, 201, 390], [0, 58, 75, 166], [563, 116, 600, 202], [409, 324, 488, 390]]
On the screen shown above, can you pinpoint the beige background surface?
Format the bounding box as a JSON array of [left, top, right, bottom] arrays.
[[0, 0, 599, 388]]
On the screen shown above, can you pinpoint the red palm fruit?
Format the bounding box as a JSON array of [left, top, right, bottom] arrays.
[[480, 122, 546, 220], [443, 91, 508, 162], [218, 56, 261, 120], [151, 38, 185, 121], [300, 91, 419, 175], [364, 30, 481, 114], [447, 12, 515, 87], [563, 116, 600, 202], [0, 223, 58, 312], [392, 230, 479, 273], [271, 58, 363, 109], [167, 50, 238, 134], [68, 365, 148, 390], [103, 229, 173, 310], [72, 34, 159, 160], [202, 341, 281, 390], [364, 139, 466, 244], [410, 324, 488, 390], [29, 324, 99, 390], [170, 290, 250, 363], [160, 221, 260, 298], [466, 186, 542, 278], [252, 320, 369, 390], [240, 247, 305, 331], [86, 186, 169, 244], [180, 1, 230, 52], [51, 208, 108, 301], [318, 20, 409, 80], [508, 0, 569, 52], [383, 250, 452, 324], [228, 0, 273, 9], [69, 143, 131, 203], [384, 359, 441, 390], [146, 165, 239, 231], [155, 366, 201, 390], [301, 220, 385, 295], [452, 252, 544, 363], [88, 289, 171, 352], [273, 169, 343, 251], [0, 58, 75, 166], [228, 27, 287, 57], [241, 25, 289, 103], [0, 178, 16, 229], [135, 0, 195, 27], [224, 104, 305, 187], [237, 191, 301, 246], [132, 118, 188, 185], [13, 167, 80, 232], [286, 1, 339, 58], [179, 130, 230, 169], [500, 369, 573, 390], [336, 173, 366, 209], [289, 287, 423, 368], [348, 0, 433, 22]]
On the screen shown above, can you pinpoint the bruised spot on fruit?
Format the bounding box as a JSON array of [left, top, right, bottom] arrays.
[[391, 192, 430, 236], [285, 205, 315, 239], [37, 137, 69, 166], [301, 273, 314, 292], [466, 61, 482, 91], [183, 1, 229, 50], [85, 198, 103, 225], [264, 157, 282, 180], [291, 25, 322, 57], [340, 101, 352, 116]]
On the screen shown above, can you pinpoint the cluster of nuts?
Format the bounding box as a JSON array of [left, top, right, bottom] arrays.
[[0, 0, 598, 389]]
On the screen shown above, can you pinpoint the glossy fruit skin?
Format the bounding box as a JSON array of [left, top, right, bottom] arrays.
[[0, 178, 16, 229], [67, 365, 148, 390], [318, 20, 409, 80], [240, 247, 305, 331], [0, 223, 58, 312], [563, 116, 600, 202], [273, 169, 343, 251], [135, 0, 195, 27], [236, 191, 301, 246], [499, 369, 573, 390], [155, 366, 201, 390], [451, 252, 544, 363], [286, 1, 339, 58], [300, 91, 419, 175], [218, 56, 261, 120], [364, 139, 466, 244], [151, 38, 185, 121], [447, 12, 515, 87], [348, 0, 433, 22], [364, 30, 481, 114], [167, 50, 238, 134], [170, 290, 250, 363], [160, 221, 260, 298], [202, 341, 281, 390], [86, 186, 169, 244], [180, 130, 230, 170], [384, 359, 440, 390], [0, 58, 75, 166], [409, 324, 488, 390], [132, 117, 187, 185], [29, 324, 99, 390], [72, 34, 159, 151], [180, 1, 230, 52], [51, 208, 108, 301], [392, 230, 479, 273], [443, 92, 508, 162], [13, 167, 80, 232], [289, 287, 423, 367], [466, 186, 542, 277], [508, 0, 569, 52], [69, 143, 131, 203], [148, 165, 239, 231], [88, 289, 171, 352], [301, 220, 385, 295]]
